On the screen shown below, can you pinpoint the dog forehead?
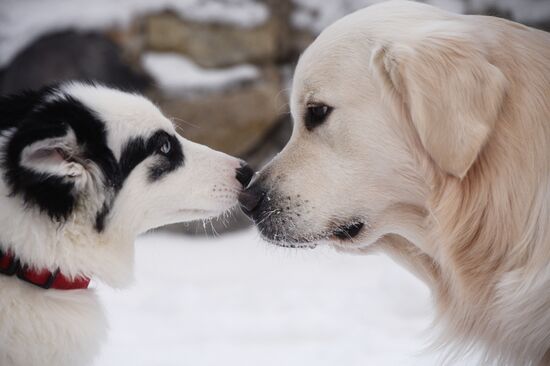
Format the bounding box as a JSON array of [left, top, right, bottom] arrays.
[[291, 1, 454, 107], [291, 16, 379, 106], [61, 83, 172, 132], [291, 41, 369, 116], [59, 83, 175, 158]]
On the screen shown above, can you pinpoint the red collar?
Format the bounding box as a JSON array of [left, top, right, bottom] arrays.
[[0, 249, 90, 290]]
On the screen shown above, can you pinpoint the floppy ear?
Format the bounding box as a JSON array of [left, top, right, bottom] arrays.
[[371, 33, 508, 178]]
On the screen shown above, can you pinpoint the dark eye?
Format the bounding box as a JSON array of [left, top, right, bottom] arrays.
[[159, 139, 171, 155], [305, 104, 333, 130]]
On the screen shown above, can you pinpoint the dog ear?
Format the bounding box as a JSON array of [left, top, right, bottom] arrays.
[[371, 33, 507, 178], [5, 119, 90, 219], [18, 125, 85, 179], [0, 88, 86, 179]]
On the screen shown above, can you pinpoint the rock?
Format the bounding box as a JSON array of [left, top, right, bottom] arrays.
[[143, 9, 293, 68], [149, 67, 288, 159], [241, 113, 292, 170], [0, 30, 151, 95]]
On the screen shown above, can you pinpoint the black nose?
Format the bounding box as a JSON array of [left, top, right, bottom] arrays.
[[238, 184, 266, 217], [235, 162, 254, 188]]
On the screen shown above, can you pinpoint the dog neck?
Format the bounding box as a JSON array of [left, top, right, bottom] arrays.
[[0, 248, 90, 290], [350, 203, 440, 286]]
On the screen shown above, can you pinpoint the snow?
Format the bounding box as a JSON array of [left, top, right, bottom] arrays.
[[95, 228, 472, 366], [0, 0, 268, 68], [142, 53, 260, 96]]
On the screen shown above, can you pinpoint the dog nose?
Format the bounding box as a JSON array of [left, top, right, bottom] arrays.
[[238, 184, 266, 217], [235, 162, 254, 188]]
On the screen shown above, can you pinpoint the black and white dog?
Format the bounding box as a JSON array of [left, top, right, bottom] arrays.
[[0, 82, 253, 366]]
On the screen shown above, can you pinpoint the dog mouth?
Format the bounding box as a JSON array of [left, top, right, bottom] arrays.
[[330, 222, 365, 241], [271, 241, 317, 249], [258, 220, 365, 249], [260, 232, 318, 249]]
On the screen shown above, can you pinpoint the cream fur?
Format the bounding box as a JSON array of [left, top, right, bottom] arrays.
[[252, 1, 550, 364]]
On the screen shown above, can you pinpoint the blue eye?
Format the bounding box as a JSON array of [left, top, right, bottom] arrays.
[[159, 140, 171, 155], [305, 104, 333, 130]]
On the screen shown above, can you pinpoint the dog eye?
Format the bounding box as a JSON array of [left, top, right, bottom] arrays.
[[305, 104, 333, 130], [159, 140, 171, 155]]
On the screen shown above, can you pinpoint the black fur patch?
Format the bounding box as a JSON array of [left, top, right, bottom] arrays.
[[0, 89, 48, 132], [96, 130, 184, 232], [1, 85, 184, 232], [2, 89, 120, 222], [119, 130, 184, 183]]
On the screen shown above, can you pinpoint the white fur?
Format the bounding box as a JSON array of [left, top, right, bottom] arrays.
[[0, 83, 244, 366], [253, 2, 550, 364]]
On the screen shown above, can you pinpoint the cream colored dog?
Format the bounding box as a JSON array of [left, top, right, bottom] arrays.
[[239, 1, 550, 364]]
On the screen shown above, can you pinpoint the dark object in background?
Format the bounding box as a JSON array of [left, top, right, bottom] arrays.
[[0, 30, 151, 95]]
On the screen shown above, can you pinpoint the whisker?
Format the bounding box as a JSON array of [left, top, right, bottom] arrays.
[[170, 116, 201, 129]]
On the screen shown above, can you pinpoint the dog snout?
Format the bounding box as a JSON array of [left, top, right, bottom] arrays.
[[235, 162, 254, 188], [238, 182, 266, 218]]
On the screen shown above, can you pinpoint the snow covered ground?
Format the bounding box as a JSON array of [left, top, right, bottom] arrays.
[[95, 228, 470, 366]]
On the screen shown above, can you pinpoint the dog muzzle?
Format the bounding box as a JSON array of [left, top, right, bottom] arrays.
[[0, 249, 90, 290]]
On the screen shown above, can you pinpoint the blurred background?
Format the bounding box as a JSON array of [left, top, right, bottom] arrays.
[[2, 0, 550, 234], [1, 1, 549, 365]]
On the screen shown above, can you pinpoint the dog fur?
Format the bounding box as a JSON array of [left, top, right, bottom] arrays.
[[240, 2, 550, 364], [0, 82, 250, 366]]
